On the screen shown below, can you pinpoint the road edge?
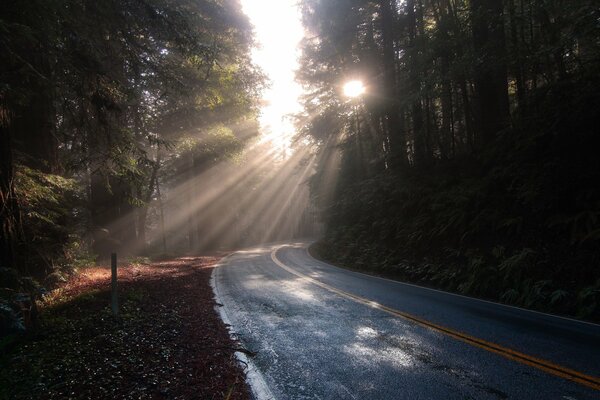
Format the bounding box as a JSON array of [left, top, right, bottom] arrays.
[[306, 243, 600, 329], [210, 259, 276, 400]]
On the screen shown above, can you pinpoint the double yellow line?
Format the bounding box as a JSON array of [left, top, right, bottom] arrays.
[[270, 247, 600, 391]]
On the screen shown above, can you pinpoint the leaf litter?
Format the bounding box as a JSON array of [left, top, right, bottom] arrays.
[[0, 257, 251, 400]]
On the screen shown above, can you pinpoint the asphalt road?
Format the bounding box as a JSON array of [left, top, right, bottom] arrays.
[[212, 242, 600, 400]]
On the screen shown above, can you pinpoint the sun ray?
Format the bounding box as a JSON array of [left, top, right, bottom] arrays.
[[108, 1, 332, 255]]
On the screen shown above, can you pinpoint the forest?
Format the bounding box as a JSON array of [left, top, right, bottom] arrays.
[[1, 0, 599, 335], [1, 0, 600, 398], [0, 0, 276, 337], [298, 0, 600, 320], [0, 0, 315, 279]]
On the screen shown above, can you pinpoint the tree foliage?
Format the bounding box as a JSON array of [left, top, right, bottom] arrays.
[[0, 0, 263, 278]]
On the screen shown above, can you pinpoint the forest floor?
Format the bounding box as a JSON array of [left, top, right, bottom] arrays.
[[0, 257, 252, 400]]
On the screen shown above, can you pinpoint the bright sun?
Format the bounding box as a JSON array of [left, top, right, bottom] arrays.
[[241, 0, 304, 151], [343, 80, 365, 98]]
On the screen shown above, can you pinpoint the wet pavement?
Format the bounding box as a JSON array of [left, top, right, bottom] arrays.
[[212, 243, 600, 400]]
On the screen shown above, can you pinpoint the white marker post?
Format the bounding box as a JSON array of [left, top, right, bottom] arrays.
[[111, 253, 118, 317]]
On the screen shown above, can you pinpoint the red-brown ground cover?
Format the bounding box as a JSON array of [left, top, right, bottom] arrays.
[[0, 257, 252, 400]]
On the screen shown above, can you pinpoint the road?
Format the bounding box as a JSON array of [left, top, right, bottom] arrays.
[[212, 242, 600, 400]]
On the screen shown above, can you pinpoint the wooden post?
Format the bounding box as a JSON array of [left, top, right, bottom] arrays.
[[111, 252, 118, 316]]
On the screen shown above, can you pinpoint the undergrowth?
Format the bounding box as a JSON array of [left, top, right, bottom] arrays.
[[315, 79, 600, 321]]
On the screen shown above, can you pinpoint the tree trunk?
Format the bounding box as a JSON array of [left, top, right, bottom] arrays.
[[187, 152, 195, 251], [508, 0, 527, 110], [378, 0, 406, 169], [406, 0, 427, 166], [0, 112, 19, 270], [112, 178, 137, 253], [89, 170, 137, 257], [90, 170, 115, 256], [471, 0, 511, 145], [435, 0, 455, 159], [136, 207, 147, 250], [440, 71, 453, 159], [156, 175, 167, 254], [136, 157, 159, 253]]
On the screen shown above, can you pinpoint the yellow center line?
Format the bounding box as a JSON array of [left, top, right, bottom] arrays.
[[270, 247, 600, 391]]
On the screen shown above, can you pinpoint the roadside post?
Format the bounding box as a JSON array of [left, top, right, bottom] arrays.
[[111, 252, 118, 316]]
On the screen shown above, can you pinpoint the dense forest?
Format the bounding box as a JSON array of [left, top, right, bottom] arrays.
[[0, 0, 273, 293], [298, 0, 600, 319], [2, 0, 599, 330]]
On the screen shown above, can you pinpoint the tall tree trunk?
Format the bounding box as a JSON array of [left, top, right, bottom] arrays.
[[508, 0, 527, 110], [440, 69, 453, 159], [90, 170, 116, 256], [136, 157, 159, 253], [353, 105, 366, 177], [457, 79, 476, 153], [435, 0, 455, 159], [471, 0, 511, 145], [378, 0, 406, 169], [112, 178, 137, 253], [0, 111, 19, 270], [407, 0, 427, 166], [537, 6, 567, 81], [156, 174, 167, 254], [187, 152, 195, 252], [136, 207, 148, 250], [443, 0, 475, 154], [424, 94, 434, 158], [89, 168, 137, 257]]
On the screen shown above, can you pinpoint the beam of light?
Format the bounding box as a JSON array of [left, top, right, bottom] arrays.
[[103, 136, 289, 255], [260, 150, 317, 241], [158, 141, 312, 251], [241, 0, 304, 152], [106, 146, 323, 256], [153, 138, 282, 229], [162, 146, 299, 243], [104, 105, 344, 256], [193, 145, 315, 250], [100, 2, 349, 256], [343, 80, 365, 98]]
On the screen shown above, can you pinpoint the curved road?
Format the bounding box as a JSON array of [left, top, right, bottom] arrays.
[[212, 242, 600, 400]]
